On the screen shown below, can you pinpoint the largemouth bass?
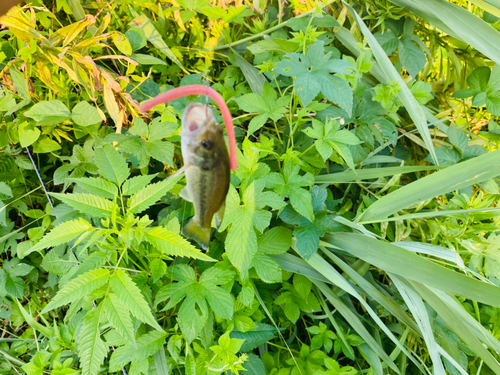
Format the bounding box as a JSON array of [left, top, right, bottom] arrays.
[[180, 103, 230, 250]]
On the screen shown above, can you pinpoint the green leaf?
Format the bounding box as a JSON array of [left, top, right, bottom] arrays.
[[447, 126, 468, 152], [129, 14, 186, 72], [347, 5, 438, 165], [122, 174, 157, 196], [143, 226, 214, 261], [118, 331, 168, 363], [50, 193, 113, 218], [95, 144, 130, 187], [231, 323, 279, 352], [103, 293, 136, 347], [147, 140, 174, 166], [112, 32, 133, 56], [71, 102, 103, 127], [130, 54, 168, 66], [358, 149, 500, 222], [32, 137, 61, 153], [24, 100, 71, 125], [0, 182, 12, 200], [67, 177, 118, 199], [258, 227, 292, 255], [10, 69, 30, 99], [78, 303, 107, 375], [233, 49, 267, 95], [110, 269, 162, 331], [127, 174, 182, 214], [126, 28, 147, 52], [25, 218, 92, 257], [325, 233, 500, 309], [399, 37, 426, 77], [41, 269, 110, 314], [19, 121, 40, 148], [253, 253, 282, 283], [275, 41, 353, 113], [225, 205, 257, 274]]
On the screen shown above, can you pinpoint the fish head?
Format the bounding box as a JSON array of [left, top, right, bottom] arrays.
[[181, 103, 226, 159]]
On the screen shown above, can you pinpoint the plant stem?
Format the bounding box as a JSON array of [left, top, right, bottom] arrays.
[[212, 0, 336, 51]]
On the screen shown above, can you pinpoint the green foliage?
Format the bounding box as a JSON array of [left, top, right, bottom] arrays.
[[2, 0, 500, 374]]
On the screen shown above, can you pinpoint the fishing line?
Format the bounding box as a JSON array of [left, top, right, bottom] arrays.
[[0, 82, 55, 211]]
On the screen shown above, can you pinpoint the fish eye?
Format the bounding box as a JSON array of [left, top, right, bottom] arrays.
[[201, 139, 213, 149]]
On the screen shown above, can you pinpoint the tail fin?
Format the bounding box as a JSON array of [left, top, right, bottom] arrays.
[[182, 218, 211, 250]]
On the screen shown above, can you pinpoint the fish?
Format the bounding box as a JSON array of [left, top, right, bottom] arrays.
[[180, 103, 231, 250]]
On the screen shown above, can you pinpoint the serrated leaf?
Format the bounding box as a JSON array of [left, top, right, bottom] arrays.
[[399, 38, 426, 77], [78, 303, 107, 375], [118, 331, 168, 364], [122, 174, 157, 196], [41, 269, 110, 314], [110, 269, 162, 331], [143, 226, 214, 261], [147, 140, 174, 166], [127, 174, 182, 214], [67, 177, 118, 199], [202, 284, 234, 319], [103, 293, 136, 347], [25, 218, 92, 257], [50, 193, 113, 218], [95, 144, 130, 187], [231, 323, 278, 352], [258, 227, 292, 255], [253, 253, 282, 283], [150, 259, 166, 282]]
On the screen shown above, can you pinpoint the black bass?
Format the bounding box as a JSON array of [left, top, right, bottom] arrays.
[[180, 103, 230, 250]]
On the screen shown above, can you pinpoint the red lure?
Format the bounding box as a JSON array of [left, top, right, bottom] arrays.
[[139, 85, 238, 171]]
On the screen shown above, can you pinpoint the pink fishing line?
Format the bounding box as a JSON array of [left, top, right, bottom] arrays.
[[139, 85, 238, 171]]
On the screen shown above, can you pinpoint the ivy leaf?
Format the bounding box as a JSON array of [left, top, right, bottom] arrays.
[[303, 119, 361, 170], [266, 164, 314, 221], [234, 83, 290, 135], [275, 40, 354, 114]]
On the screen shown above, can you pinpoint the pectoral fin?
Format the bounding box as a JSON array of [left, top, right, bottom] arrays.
[[215, 201, 226, 230], [179, 185, 193, 202]]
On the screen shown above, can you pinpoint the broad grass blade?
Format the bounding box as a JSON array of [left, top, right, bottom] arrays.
[[390, 0, 500, 65], [345, 3, 438, 165], [315, 166, 439, 184], [323, 232, 500, 308], [357, 149, 500, 222], [411, 281, 500, 374], [391, 276, 446, 375]]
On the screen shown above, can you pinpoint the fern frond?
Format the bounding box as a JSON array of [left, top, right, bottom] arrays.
[[143, 227, 214, 262], [103, 293, 136, 347], [78, 304, 108, 375], [94, 144, 130, 186], [127, 174, 182, 214], [50, 193, 113, 218], [67, 177, 118, 199], [109, 269, 162, 331], [24, 218, 92, 258], [41, 269, 110, 314]]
